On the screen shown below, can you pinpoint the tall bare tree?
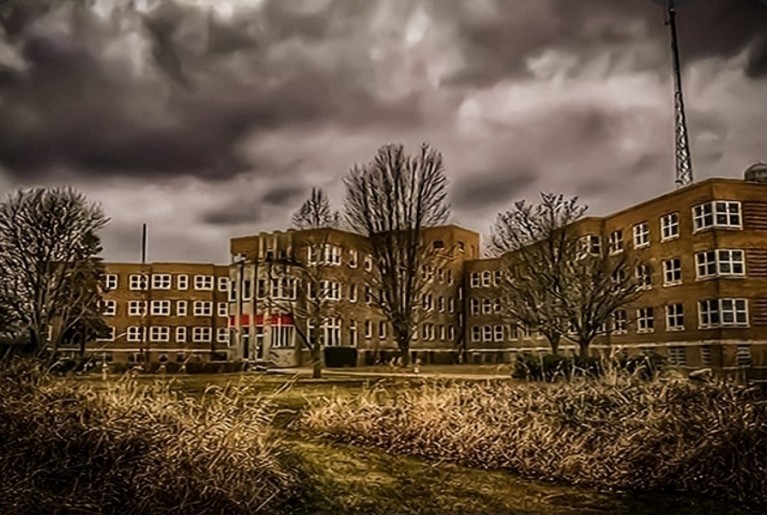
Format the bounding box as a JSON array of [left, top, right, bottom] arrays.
[[268, 188, 340, 378], [344, 143, 450, 366], [0, 188, 109, 358], [490, 193, 640, 357]]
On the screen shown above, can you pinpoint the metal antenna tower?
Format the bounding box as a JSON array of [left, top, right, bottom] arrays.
[[651, 0, 698, 187]]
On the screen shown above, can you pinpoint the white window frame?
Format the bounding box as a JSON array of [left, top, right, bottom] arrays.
[[177, 274, 189, 290], [149, 326, 170, 343], [128, 300, 147, 317], [493, 325, 504, 342], [105, 274, 118, 291], [470, 272, 480, 288], [666, 303, 684, 331], [668, 346, 686, 366], [102, 300, 117, 316], [608, 230, 624, 254], [482, 325, 493, 343], [633, 222, 650, 249], [127, 326, 144, 343], [661, 212, 680, 241], [218, 277, 229, 292], [698, 298, 749, 328], [192, 326, 212, 343], [177, 300, 187, 317], [150, 300, 171, 316], [194, 275, 214, 290], [193, 301, 213, 317], [662, 258, 682, 286], [693, 201, 742, 232], [218, 302, 228, 318], [217, 327, 229, 344], [636, 307, 654, 334], [151, 274, 171, 290], [378, 321, 387, 340], [176, 326, 187, 343], [471, 326, 481, 343], [612, 310, 627, 335], [96, 326, 116, 342], [636, 264, 652, 290], [129, 274, 148, 291], [695, 249, 746, 280]]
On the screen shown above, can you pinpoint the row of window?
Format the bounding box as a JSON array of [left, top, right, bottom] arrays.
[[606, 201, 742, 254], [107, 274, 228, 292], [469, 270, 504, 289], [103, 300, 228, 318], [98, 326, 229, 343]]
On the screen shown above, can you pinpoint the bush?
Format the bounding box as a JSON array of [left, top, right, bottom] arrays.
[[0, 360, 297, 514], [301, 376, 767, 507], [512, 352, 666, 381], [324, 347, 357, 368]]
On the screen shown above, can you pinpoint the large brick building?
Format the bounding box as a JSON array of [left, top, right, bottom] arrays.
[[466, 173, 767, 377], [75, 168, 767, 377]]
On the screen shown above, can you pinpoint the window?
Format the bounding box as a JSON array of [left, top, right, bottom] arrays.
[[364, 256, 372, 272], [698, 298, 748, 328], [349, 284, 357, 302], [448, 325, 455, 340], [470, 298, 480, 315], [481, 271, 491, 287], [102, 300, 117, 316], [127, 326, 144, 342], [581, 234, 601, 255], [320, 280, 341, 301], [612, 309, 627, 335], [482, 298, 492, 315], [105, 274, 118, 290], [152, 274, 171, 290], [192, 327, 212, 342], [96, 326, 116, 342], [129, 274, 148, 291], [448, 297, 455, 313], [668, 346, 686, 366], [128, 301, 147, 317], [636, 307, 654, 333], [447, 269, 454, 285], [433, 239, 445, 250], [349, 320, 358, 347], [472, 326, 481, 342], [176, 326, 187, 343], [271, 278, 297, 299], [257, 279, 266, 298], [194, 275, 214, 290], [193, 301, 212, 317], [700, 345, 712, 367], [323, 318, 342, 347], [218, 302, 228, 317], [439, 324, 446, 340], [149, 326, 170, 342], [662, 258, 682, 286], [633, 222, 650, 248], [693, 201, 741, 231], [177, 301, 187, 317], [378, 321, 387, 340], [661, 212, 679, 241], [666, 303, 684, 331], [636, 264, 652, 290], [736, 344, 752, 367], [470, 273, 480, 288], [217, 277, 229, 292], [365, 286, 373, 304], [422, 293, 433, 311], [364, 320, 372, 339], [217, 327, 228, 343], [494, 270, 503, 286], [309, 244, 341, 266], [349, 250, 358, 268], [438, 296, 445, 312], [494, 325, 504, 342], [421, 324, 431, 341], [177, 275, 188, 290], [608, 230, 624, 254], [482, 325, 493, 342], [151, 300, 170, 316], [695, 249, 745, 279], [509, 324, 519, 339]]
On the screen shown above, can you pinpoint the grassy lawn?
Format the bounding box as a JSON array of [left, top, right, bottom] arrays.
[[66, 371, 761, 514]]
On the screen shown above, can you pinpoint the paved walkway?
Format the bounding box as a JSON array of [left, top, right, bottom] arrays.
[[268, 367, 513, 381]]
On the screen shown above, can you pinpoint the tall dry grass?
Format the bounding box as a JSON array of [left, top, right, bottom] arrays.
[[301, 376, 767, 506], [0, 361, 297, 514]]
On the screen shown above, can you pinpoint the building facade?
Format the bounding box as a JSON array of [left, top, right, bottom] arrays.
[[466, 175, 767, 378], [79, 262, 231, 364], [73, 170, 767, 377]]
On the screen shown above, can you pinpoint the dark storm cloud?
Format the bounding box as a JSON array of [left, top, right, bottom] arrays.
[[201, 200, 263, 226], [0, 0, 422, 181], [261, 185, 305, 207], [452, 167, 538, 210], [443, 0, 767, 85]]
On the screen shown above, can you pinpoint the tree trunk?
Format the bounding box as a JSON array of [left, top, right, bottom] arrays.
[[578, 341, 590, 359], [547, 333, 561, 356], [397, 333, 410, 367], [311, 339, 322, 379]]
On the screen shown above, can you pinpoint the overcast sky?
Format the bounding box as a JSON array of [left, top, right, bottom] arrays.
[[1, 0, 766, 262]]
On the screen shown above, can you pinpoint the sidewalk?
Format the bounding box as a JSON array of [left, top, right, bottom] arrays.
[[268, 367, 513, 381]]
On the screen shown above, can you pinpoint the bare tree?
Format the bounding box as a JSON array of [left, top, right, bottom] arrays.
[[490, 193, 640, 357], [344, 143, 450, 366], [268, 188, 340, 378], [0, 188, 109, 358]]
